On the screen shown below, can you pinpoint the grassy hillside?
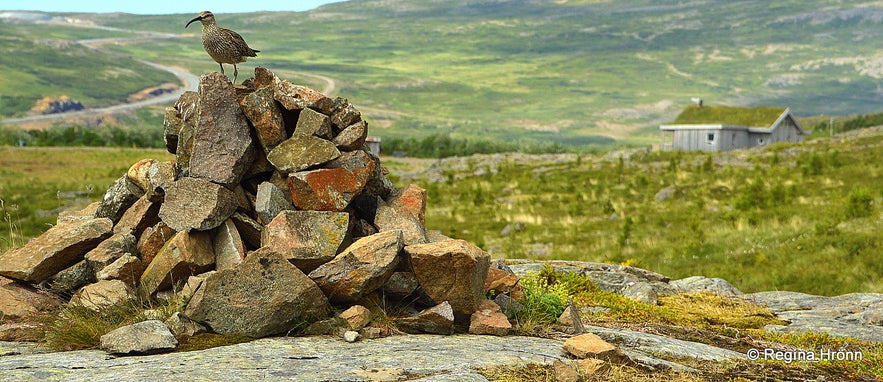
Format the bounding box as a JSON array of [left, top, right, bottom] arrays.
[[0, 21, 176, 118], [4, 0, 883, 147]]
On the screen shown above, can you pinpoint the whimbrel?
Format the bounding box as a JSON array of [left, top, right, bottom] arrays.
[[186, 11, 259, 83]]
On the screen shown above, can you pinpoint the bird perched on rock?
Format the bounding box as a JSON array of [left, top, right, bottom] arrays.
[[186, 11, 259, 83]]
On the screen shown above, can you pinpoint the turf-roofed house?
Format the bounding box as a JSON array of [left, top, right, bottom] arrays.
[[659, 105, 807, 152]]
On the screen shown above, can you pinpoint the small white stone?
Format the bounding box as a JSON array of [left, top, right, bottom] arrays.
[[344, 330, 360, 343]]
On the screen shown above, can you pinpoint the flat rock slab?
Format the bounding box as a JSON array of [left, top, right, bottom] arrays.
[[740, 291, 883, 343], [0, 335, 567, 381]]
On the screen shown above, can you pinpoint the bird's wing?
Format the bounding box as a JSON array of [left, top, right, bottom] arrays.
[[222, 28, 259, 56]]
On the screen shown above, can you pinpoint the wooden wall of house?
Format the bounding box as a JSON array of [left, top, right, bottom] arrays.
[[673, 129, 719, 151], [673, 128, 750, 151]]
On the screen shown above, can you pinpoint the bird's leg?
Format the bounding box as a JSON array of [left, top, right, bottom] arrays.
[[218, 63, 225, 75], [233, 64, 239, 84]]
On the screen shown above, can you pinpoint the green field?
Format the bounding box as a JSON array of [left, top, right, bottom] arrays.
[[3, 0, 883, 147]]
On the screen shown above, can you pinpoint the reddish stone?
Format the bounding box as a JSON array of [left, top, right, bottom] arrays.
[[563, 333, 628, 363], [137, 222, 176, 266], [469, 300, 511, 336], [484, 267, 521, 296], [240, 86, 286, 152], [375, 184, 428, 245], [288, 155, 375, 211], [114, 193, 161, 237]]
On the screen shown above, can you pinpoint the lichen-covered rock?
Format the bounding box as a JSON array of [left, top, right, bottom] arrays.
[[190, 72, 256, 187], [165, 311, 207, 340], [0, 218, 113, 283], [267, 135, 340, 173], [114, 193, 161, 237], [287, 151, 376, 211], [375, 184, 428, 245], [158, 177, 238, 232], [273, 80, 335, 113], [671, 276, 743, 297], [329, 98, 361, 130], [100, 320, 178, 355], [339, 305, 371, 330], [96, 254, 145, 288], [333, 120, 368, 151], [469, 300, 511, 336], [255, 182, 294, 224], [0, 281, 62, 319], [137, 222, 176, 265], [309, 230, 403, 304], [261, 210, 350, 272], [240, 86, 286, 153], [185, 249, 331, 338], [294, 107, 333, 139], [212, 219, 245, 271], [164, 91, 198, 154], [95, 176, 144, 224]]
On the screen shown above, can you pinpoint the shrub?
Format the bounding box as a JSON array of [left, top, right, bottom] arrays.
[[845, 187, 874, 219]]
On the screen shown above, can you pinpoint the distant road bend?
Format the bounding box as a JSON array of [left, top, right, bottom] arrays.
[[0, 60, 198, 125], [1, 19, 340, 126], [0, 31, 198, 125]]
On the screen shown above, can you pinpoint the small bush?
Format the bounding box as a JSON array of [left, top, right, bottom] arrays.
[[845, 187, 874, 219]]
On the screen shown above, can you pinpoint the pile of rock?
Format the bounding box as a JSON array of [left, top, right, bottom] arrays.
[[0, 68, 517, 352]]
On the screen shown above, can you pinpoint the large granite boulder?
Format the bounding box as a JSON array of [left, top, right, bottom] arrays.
[[185, 249, 331, 337], [406, 239, 490, 321]]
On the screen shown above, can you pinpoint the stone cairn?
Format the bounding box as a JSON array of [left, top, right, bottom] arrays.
[[0, 68, 521, 353]]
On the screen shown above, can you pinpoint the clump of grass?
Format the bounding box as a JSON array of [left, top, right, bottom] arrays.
[[508, 267, 570, 335], [39, 294, 189, 351], [41, 300, 143, 351], [758, 331, 883, 380], [0, 197, 22, 249], [478, 363, 556, 382]]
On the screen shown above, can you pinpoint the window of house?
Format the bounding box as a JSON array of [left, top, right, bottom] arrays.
[[758, 137, 765, 145], [707, 133, 715, 143]]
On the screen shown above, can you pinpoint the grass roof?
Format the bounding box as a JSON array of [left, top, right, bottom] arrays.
[[671, 105, 786, 127]]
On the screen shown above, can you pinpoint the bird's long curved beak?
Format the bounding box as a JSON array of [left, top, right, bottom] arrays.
[[185, 16, 202, 28]]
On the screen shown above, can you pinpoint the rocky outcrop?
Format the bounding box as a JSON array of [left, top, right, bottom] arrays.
[[30, 95, 83, 115], [740, 291, 883, 343]]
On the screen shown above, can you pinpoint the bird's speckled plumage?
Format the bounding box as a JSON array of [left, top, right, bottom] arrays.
[[186, 11, 259, 83]]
